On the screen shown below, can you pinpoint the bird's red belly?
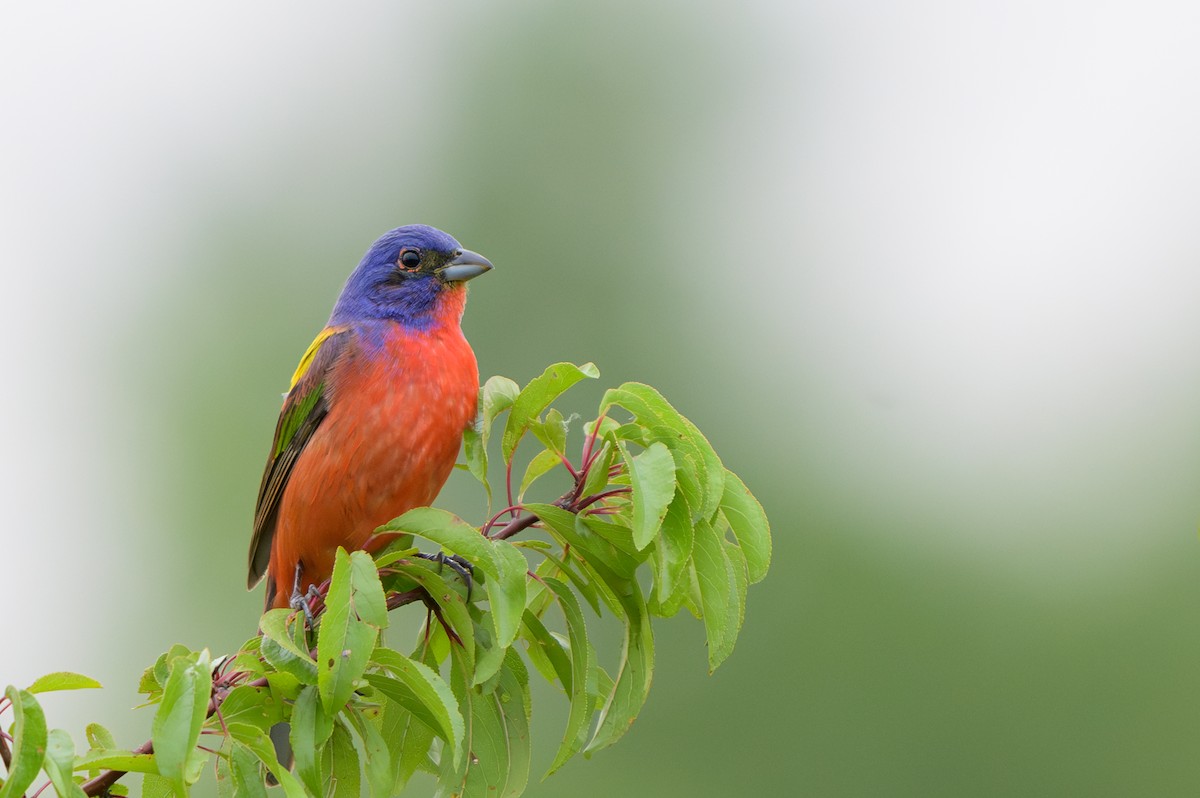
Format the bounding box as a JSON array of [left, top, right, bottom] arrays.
[[267, 330, 477, 607]]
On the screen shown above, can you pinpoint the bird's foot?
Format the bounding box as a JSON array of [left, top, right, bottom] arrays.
[[416, 551, 475, 601], [288, 563, 317, 629]]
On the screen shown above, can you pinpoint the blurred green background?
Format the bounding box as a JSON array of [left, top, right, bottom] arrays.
[[4, 1, 1200, 795]]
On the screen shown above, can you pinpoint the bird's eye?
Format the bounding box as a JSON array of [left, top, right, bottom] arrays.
[[399, 249, 422, 269]]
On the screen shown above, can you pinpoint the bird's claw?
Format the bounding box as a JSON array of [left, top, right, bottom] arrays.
[[288, 563, 317, 629], [416, 551, 475, 601]]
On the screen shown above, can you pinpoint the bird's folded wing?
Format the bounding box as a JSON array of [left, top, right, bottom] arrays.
[[247, 326, 352, 589]]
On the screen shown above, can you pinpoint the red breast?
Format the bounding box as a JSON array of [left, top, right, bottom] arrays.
[[266, 316, 478, 608]]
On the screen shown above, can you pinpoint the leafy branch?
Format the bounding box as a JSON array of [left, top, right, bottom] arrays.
[[0, 362, 772, 798]]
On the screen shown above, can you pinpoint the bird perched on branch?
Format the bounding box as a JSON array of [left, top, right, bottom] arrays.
[[247, 224, 492, 611]]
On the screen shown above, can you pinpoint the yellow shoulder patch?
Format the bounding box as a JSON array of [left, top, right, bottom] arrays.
[[290, 326, 342, 389]]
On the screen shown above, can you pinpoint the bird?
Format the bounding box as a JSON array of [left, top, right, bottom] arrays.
[[247, 224, 492, 611]]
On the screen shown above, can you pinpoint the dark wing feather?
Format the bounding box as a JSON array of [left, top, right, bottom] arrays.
[[247, 327, 352, 590]]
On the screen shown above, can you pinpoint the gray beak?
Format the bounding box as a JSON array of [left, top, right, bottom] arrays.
[[439, 249, 494, 283]]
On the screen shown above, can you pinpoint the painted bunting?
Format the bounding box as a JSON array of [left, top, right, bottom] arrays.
[[247, 224, 492, 611]]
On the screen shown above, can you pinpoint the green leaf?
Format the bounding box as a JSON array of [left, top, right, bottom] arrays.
[[139, 644, 191, 700], [719, 470, 772, 583], [26, 672, 102, 694], [259, 609, 318, 684], [519, 610, 572, 690], [328, 721, 361, 798], [621, 441, 676, 550], [207, 684, 282, 733], [0, 688, 45, 798], [386, 558, 476, 673], [142, 772, 176, 798], [84, 722, 117, 752], [583, 561, 654, 754], [438, 650, 531, 798], [466, 375, 522, 505], [725, 538, 750, 654], [151, 649, 212, 792], [226, 722, 307, 798], [228, 742, 269, 798], [214, 754, 234, 798], [601, 382, 725, 522], [652, 491, 695, 607], [692, 517, 741, 671], [543, 578, 597, 776], [502, 362, 599, 462], [74, 751, 160, 774], [579, 438, 615, 500], [462, 421, 489, 498], [379, 693, 435, 794], [367, 649, 464, 766], [529, 407, 568, 455], [42, 728, 85, 798], [317, 549, 381, 715], [343, 706, 392, 798], [349, 549, 390, 629], [381, 508, 527, 679], [526, 503, 639, 582], [481, 375, 521, 440], [531, 549, 603, 617], [519, 448, 562, 500], [289, 685, 326, 796]]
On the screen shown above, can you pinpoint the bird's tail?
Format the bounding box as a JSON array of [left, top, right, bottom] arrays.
[[267, 723, 293, 785]]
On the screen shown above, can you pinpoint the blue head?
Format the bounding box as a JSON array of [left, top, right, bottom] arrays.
[[328, 225, 493, 329]]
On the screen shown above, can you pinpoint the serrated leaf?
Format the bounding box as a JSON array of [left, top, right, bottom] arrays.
[[42, 728, 85, 798], [532, 550, 603, 617], [226, 723, 307, 798], [502, 362, 598, 462], [519, 448, 562, 500], [142, 772, 176, 798], [583, 560, 654, 754], [719, 470, 772, 583], [529, 407, 568, 455], [526, 503, 639, 582], [0, 688, 46, 798], [228, 742, 268, 798], [259, 609, 318, 684], [207, 685, 282, 733], [621, 441, 676, 550], [601, 382, 724, 522], [289, 686, 325, 796], [725, 539, 750, 653], [438, 650, 531, 798], [386, 558, 476, 673], [462, 420, 488, 496], [653, 491, 695, 607], [579, 438, 615, 499], [543, 578, 596, 775], [349, 549, 389, 629], [74, 751, 160, 774], [519, 611, 571, 690], [381, 508, 527, 673], [328, 721, 361, 798], [85, 722, 117, 752], [317, 549, 381, 715], [214, 753, 234, 798], [343, 706, 392, 798], [466, 375, 520, 507], [151, 649, 211, 792], [367, 648, 464, 767], [692, 517, 741, 671], [379, 692, 435, 794], [26, 672, 102, 695], [481, 376, 521, 441]]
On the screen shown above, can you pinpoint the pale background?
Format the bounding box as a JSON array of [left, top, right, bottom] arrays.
[[3, 2, 1199, 795]]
